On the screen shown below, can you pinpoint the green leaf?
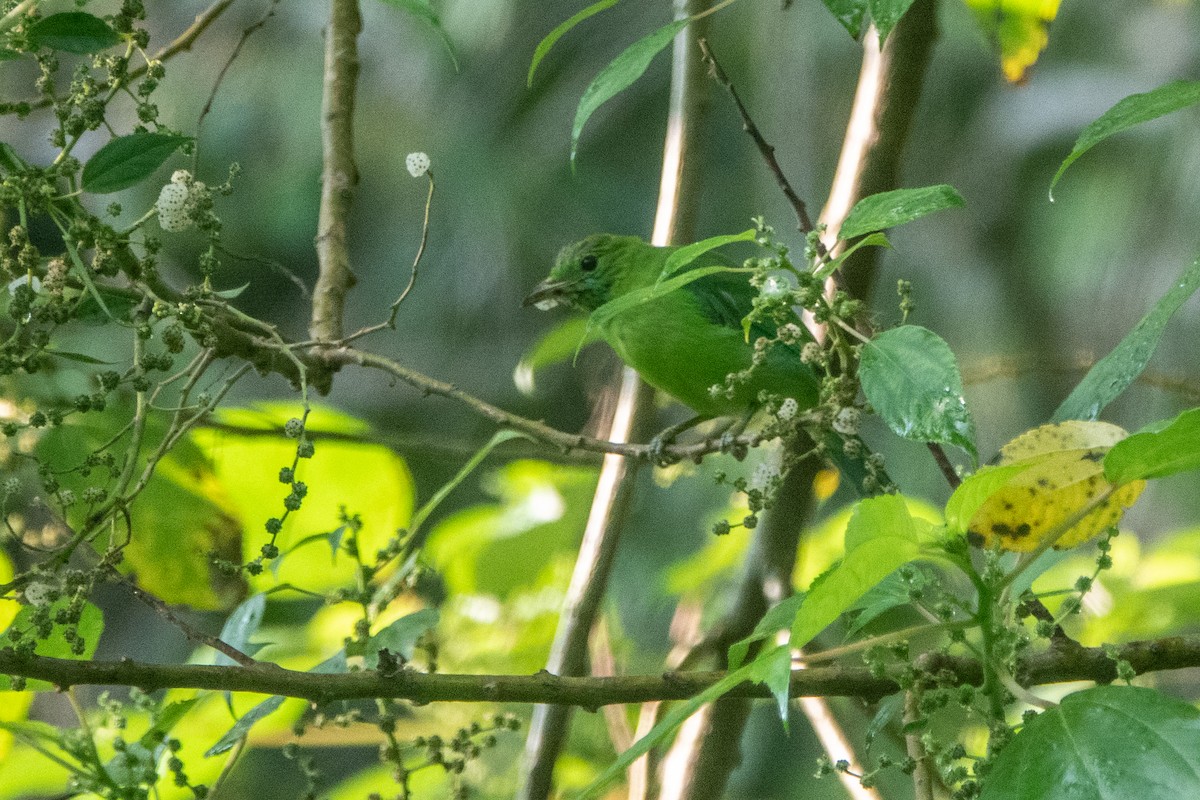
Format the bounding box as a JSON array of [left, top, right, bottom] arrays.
[[838, 185, 965, 240], [944, 462, 1037, 535], [410, 430, 530, 534], [1105, 407, 1200, 484], [82, 133, 190, 194], [214, 593, 266, 667], [791, 496, 927, 651], [860, 325, 977, 459], [0, 600, 104, 691], [820, 0, 868, 38], [212, 282, 250, 299], [205, 651, 347, 756], [138, 699, 199, 751], [0, 48, 20, 61], [979, 685, 1200, 800], [728, 593, 805, 669], [528, 0, 622, 87], [1050, 80, 1200, 198], [574, 645, 788, 800], [376, 0, 460, 71], [590, 264, 751, 331], [363, 608, 439, 667], [27, 12, 120, 54], [1052, 255, 1200, 423], [42, 349, 116, 365], [868, 0, 918, 40], [513, 317, 601, 395], [659, 229, 756, 280], [571, 18, 688, 163]]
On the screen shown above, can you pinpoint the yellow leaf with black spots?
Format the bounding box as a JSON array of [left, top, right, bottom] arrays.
[[964, 0, 1062, 83], [968, 421, 1145, 552]]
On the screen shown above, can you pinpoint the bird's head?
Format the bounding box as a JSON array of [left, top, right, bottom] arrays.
[[523, 234, 643, 313]]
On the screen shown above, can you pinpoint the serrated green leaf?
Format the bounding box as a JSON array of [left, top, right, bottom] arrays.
[[944, 462, 1037, 534], [820, 0, 868, 38], [376, 0, 459, 71], [791, 497, 928, 651], [82, 133, 190, 194], [868, 0, 917, 40], [660, 229, 755, 280], [1052, 255, 1200, 423], [860, 325, 977, 459], [1105, 407, 1200, 484], [839, 185, 965, 240], [1050, 80, 1200, 198], [571, 18, 687, 163], [980, 686, 1200, 800], [27, 12, 120, 54], [528, 0, 622, 87]]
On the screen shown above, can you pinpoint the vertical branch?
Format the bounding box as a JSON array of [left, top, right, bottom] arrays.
[[310, 0, 362, 342], [516, 3, 714, 799]]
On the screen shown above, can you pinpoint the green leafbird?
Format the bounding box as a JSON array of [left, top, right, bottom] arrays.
[[523, 234, 820, 426]]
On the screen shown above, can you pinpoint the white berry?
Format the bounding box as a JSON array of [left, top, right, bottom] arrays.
[[406, 152, 431, 177]]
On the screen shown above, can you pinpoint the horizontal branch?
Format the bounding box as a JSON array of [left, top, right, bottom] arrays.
[[4, 635, 1198, 707]]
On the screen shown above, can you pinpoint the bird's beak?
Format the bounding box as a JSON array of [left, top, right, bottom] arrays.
[[523, 278, 572, 311]]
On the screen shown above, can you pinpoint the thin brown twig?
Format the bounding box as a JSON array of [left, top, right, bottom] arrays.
[[697, 38, 822, 247], [927, 442, 961, 488], [196, 0, 282, 149]]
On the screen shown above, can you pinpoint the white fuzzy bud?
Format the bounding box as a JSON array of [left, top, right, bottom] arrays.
[[23, 581, 53, 606], [156, 182, 192, 232], [833, 407, 861, 436], [761, 275, 789, 298], [406, 152, 431, 177], [170, 169, 192, 184], [800, 342, 822, 364], [776, 397, 799, 421]]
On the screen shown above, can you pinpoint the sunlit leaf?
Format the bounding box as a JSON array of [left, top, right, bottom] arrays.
[[0, 601, 104, 691], [1052, 255, 1200, 422], [660, 229, 756, 280], [214, 594, 267, 667], [1106, 407, 1200, 484], [964, 0, 1062, 84], [860, 325, 977, 459], [968, 421, 1145, 552], [528, 0, 622, 87], [838, 185, 964, 240], [1050, 81, 1200, 197], [980, 686, 1200, 800]]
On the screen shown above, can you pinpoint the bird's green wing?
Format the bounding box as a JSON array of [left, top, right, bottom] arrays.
[[683, 268, 796, 342]]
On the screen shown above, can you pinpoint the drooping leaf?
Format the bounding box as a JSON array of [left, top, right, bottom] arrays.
[[205, 651, 347, 756], [728, 593, 805, 669], [867, 0, 918, 41], [967, 421, 1145, 552], [1050, 80, 1200, 197], [137, 699, 199, 751], [1106, 407, 1200, 484], [214, 594, 267, 667], [574, 645, 789, 800], [838, 185, 964, 241], [27, 12, 120, 54], [820, 0, 868, 38], [376, 0, 459, 71], [1052, 255, 1200, 422], [660, 229, 756, 280], [979, 686, 1200, 800], [859, 325, 977, 459], [81, 133, 190, 194], [528, 0, 622, 86], [212, 282, 251, 299], [964, 0, 1062, 84], [572, 18, 689, 163]]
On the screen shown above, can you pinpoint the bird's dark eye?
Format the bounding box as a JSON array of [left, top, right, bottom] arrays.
[[580, 254, 598, 272]]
